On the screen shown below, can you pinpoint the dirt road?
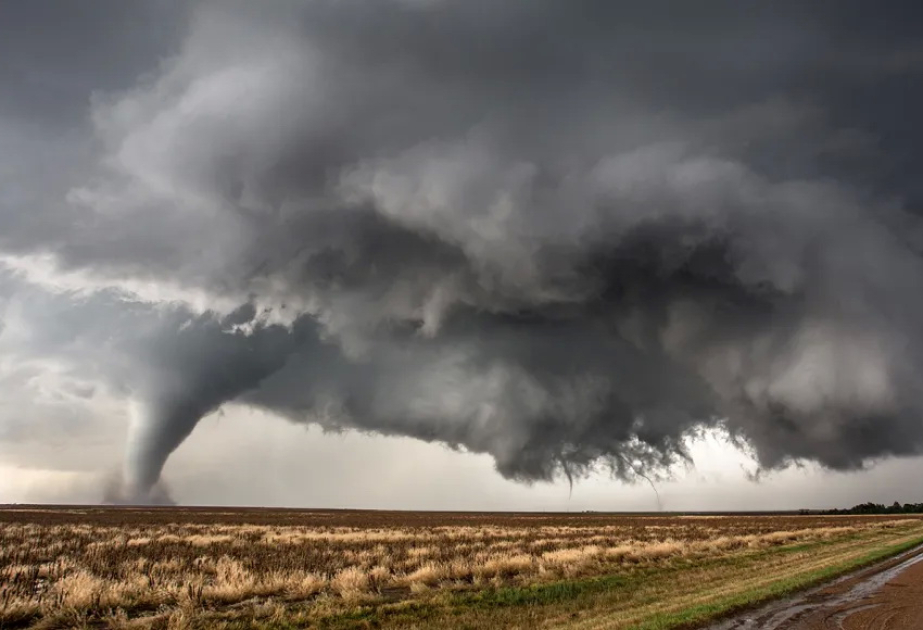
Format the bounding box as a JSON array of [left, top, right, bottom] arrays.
[[709, 544, 923, 629]]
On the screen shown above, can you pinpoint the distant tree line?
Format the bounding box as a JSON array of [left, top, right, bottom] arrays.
[[809, 502, 923, 515]]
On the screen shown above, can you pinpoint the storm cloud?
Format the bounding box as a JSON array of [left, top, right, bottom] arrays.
[[3, 1, 923, 502]]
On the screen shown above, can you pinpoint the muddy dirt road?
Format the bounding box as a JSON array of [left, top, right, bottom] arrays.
[[710, 544, 923, 629]]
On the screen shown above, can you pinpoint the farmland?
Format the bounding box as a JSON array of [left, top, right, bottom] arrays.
[[2, 508, 923, 629]]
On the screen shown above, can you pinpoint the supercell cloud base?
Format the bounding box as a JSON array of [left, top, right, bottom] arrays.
[[2, 1, 923, 505]]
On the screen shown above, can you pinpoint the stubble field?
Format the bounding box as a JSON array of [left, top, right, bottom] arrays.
[[2, 507, 923, 629]]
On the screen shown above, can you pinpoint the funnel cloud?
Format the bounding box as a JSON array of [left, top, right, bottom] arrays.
[[3, 1, 923, 503]]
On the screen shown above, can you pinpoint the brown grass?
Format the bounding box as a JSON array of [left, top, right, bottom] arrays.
[[0, 507, 921, 628]]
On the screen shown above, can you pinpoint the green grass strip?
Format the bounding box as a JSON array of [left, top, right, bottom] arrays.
[[630, 535, 923, 630]]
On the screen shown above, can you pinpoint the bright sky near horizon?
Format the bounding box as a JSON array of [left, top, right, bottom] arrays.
[[4, 405, 921, 510]]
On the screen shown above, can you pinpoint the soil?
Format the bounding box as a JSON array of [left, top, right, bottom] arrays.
[[710, 544, 923, 629]]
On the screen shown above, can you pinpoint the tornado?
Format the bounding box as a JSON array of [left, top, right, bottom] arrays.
[[3, 1, 923, 501]]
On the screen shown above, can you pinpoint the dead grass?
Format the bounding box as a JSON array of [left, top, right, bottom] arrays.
[[1, 507, 921, 628]]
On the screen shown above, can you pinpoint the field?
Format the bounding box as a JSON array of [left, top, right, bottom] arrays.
[[2, 508, 923, 629]]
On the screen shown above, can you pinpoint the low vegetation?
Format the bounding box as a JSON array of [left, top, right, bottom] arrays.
[[1, 507, 922, 629], [818, 501, 923, 515]]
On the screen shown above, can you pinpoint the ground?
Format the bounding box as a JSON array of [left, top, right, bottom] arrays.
[[1, 507, 922, 629]]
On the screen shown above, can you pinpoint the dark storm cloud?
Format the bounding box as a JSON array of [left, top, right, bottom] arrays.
[[0, 0, 188, 265], [0, 0, 187, 125], [3, 1, 923, 501]]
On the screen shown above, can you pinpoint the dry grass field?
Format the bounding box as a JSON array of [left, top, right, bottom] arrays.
[[2, 507, 923, 629]]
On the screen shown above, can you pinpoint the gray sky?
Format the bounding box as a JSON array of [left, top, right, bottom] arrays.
[[3, 1, 923, 509]]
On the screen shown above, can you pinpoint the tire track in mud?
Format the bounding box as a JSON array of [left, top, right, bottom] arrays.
[[709, 543, 923, 630]]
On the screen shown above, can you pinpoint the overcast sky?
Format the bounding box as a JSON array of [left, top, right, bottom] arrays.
[[3, 1, 923, 509]]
